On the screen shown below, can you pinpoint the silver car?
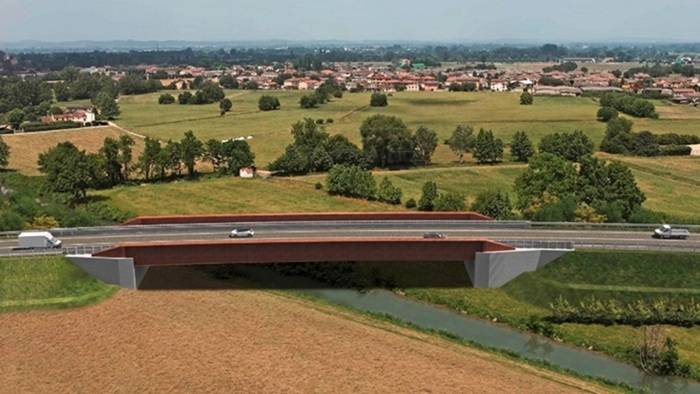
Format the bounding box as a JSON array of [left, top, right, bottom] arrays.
[[229, 228, 255, 238]]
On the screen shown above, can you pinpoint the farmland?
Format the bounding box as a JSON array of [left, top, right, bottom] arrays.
[[0, 262, 611, 393], [114, 90, 700, 166], [2, 126, 143, 175]]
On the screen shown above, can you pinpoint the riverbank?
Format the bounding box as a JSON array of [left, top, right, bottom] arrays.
[[235, 249, 700, 383]]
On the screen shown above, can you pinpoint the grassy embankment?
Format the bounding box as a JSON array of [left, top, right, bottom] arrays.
[[281, 250, 700, 379], [0, 255, 117, 312]]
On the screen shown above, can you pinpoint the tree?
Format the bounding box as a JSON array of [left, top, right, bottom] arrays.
[[471, 190, 513, 219], [38, 142, 98, 204], [472, 129, 504, 164], [538, 130, 594, 162], [100, 137, 122, 186], [219, 74, 238, 89], [223, 140, 255, 175], [117, 134, 134, 180], [510, 131, 534, 162], [178, 91, 193, 104], [157, 140, 182, 178], [446, 125, 475, 163], [377, 177, 402, 205], [137, 137, 161, 180], [514, 153, 577, 210], [92, 91, 120, 119], [412, 126, 438, 165], [360, 115, 415, 167], [200, 81, 225, 103], [325, 165, 376, 199], [7, 109, 25, 129], [179, 131, 203, 176], [310, 145, 333, 172], [325, 135, 365, 167], [599, 117, 635, 154], [157, 93, 175, 105], [300, 94, 318, 109], [520, 91, 534, 105], [370, 92, 388, 107], [258, 95, 281, 111], [433, 192, 465, 211], [269, 145, 309, 174], [418, 181, 438, 211], [219, 98, 232, 115], [0, 137, 10, 169], [597, 106, 618, 122]]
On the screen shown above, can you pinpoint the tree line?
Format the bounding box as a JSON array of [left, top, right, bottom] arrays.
[[38, 131, 254, 205]]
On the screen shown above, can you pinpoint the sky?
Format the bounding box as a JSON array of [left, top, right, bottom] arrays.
[[1, 0, 699, 44]]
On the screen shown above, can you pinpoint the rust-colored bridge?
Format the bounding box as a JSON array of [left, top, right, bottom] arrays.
[[95, 237, 514, 266]]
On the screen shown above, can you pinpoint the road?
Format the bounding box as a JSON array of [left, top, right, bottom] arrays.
[[1, 221, 699, 255]]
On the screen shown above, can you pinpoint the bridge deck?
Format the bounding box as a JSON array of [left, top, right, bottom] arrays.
[[95, 237, 514, 266]]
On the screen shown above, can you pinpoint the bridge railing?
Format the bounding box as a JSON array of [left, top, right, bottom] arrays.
[[500, 239, 575, 250]]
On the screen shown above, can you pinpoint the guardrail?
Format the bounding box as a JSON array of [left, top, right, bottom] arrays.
[[0, 220, 697, 242], [499, 240, 575, 250]]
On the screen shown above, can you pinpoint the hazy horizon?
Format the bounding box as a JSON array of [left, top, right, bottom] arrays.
[[2, 0, 699, 44]]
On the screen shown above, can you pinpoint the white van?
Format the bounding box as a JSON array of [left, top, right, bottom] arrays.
[[17, 232, 63, 249]]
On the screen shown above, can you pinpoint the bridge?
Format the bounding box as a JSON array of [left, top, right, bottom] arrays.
[[67, 236, 571, 289]]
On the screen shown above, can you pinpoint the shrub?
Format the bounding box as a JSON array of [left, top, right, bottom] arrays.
[[549, 296, 700, 328], [656, 133, 700, 145], [377, 177, 402, 205], [471, 190, 513, 219], [316, 118, 324, 124], [519, 91, 533, 105], [326, 118, 334, 124], [258, 95, 281, 111], [370, 92, 388, 107], [600, 93, 658, 119], [158, 93, 175, 104], [538, 130, 594, 162], [659, 144, 691, 156], [21, 121, 82, 132], [433, 191, 466, 212], [300, 94, 318, 109], [405, 198, 417, 209], [30, 215, 59, 229], [0, 210, 24, 231], [314, 182, 323, 190], [596, 106, 618, 122], [418, 181, 438, 211], [325, 165, 376, 200]]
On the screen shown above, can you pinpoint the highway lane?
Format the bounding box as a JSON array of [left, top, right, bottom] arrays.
[[1, 222, 699, 254]]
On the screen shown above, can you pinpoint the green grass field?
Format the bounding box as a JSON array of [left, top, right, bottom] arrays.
[[95, 176, 403, 215], [114, 90, 700, 167], [95, 155, 700, 223], [0, 255, 117, 312]]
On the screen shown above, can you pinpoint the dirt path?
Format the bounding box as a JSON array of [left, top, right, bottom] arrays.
[[0, 267, 608, 393]]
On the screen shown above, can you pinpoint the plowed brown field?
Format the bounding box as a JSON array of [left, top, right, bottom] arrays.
[[0, 267, 610, 393]]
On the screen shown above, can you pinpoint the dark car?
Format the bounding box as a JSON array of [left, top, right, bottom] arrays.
[[423, 232, 446, 239]]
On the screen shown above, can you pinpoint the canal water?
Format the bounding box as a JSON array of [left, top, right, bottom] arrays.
[[235, 266, 700, 394]]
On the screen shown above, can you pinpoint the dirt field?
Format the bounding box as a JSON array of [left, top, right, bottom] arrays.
[[0, 267, 608, 394], [2, 126, 143, 175]]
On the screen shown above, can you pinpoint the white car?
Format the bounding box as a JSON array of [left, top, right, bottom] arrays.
[[229, 228, 255, 238], [652, 225, 690, 240]]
